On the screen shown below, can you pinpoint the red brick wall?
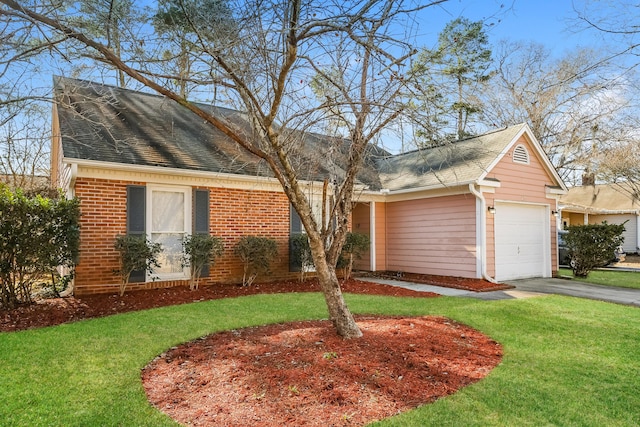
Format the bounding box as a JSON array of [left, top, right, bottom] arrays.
[[73, 177, 297, 295]]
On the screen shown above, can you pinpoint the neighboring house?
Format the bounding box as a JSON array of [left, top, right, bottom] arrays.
[[0, 174, 50, 192], [51, 77, 567, 295], [559, 183, 640, 253]]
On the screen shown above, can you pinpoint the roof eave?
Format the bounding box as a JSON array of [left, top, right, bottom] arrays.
[[559, 203, 640, 215]]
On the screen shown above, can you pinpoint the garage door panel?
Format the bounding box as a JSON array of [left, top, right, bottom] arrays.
[[495, 203, 549, 281]]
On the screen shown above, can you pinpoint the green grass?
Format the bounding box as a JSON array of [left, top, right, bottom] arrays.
[[559, 267, 640, 290], [1, 292, 639, 426]]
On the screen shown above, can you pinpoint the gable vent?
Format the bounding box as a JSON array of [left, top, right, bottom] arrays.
[[513, 144, 530, 164]]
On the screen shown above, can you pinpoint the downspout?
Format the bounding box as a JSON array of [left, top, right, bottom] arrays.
[[468, 183, 499, 284], [636, 211, 640, 252]]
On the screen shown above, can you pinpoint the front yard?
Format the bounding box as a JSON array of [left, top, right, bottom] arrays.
[[0, 291, 638, 426]]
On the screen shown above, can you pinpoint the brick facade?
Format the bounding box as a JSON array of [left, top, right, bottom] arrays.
[[73, 177, 297, 295]]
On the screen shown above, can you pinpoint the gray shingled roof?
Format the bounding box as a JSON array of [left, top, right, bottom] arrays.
[[56, 77, 274, 177], [376, 124, 526, 191], [560, 183, 640, 213], [55, 77, 532, 192]]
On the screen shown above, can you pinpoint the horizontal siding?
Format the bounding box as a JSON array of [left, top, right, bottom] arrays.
[[386, 194, 477, 278], [352, 203, 371, 270], [589, 214, 638, 253], [485, 135, 559, 275]]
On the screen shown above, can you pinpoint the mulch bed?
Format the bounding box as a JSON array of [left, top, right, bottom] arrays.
[[0, 275, 506, 333], [369, 271, 514, 292], [143, 315, 502, 427]]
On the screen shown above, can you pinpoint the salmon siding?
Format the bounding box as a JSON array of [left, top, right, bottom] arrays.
[[385, 195, 478, 278]]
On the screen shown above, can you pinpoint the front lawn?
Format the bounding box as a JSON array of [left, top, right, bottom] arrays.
[[558, 267, 640, 290], [1, 293, 638, 426]]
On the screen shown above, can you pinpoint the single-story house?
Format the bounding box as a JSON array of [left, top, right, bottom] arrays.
[[559, 183, 640, 253], [51, 77, 567, 295]]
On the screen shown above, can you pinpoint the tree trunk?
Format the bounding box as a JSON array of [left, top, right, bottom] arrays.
[[314, 256, 362, 339]]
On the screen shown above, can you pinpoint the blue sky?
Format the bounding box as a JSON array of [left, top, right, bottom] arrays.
[[415, 1, 598, 55]]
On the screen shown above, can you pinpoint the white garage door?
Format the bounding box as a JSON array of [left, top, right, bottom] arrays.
[[494, 203, 549, 281]]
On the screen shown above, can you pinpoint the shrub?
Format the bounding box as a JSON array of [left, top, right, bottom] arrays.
[[182, 234, 224, 290], [289, 233, 314, 282], [234, 236, 278, 286], [338, 232, 370, 281], [0, 186, 80, 309], [564, 222, 625, 278], [114, 235, 162, 296]]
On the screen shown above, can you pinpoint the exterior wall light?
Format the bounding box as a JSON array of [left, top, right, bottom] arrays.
[[552, 210, 560, 218], [488, 206, 496, 214]]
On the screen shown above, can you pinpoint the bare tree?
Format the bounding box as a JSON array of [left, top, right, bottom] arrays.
[[0, 0, 446, 338], [0, 102, 49, 189], [572, 0, 640, 189], [479, 40, 639, 184], [0, 11, 55, 190]]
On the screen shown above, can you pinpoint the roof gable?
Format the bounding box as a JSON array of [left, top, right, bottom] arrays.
[[376, 124, 565, 191], [478, 124, 566, 190]]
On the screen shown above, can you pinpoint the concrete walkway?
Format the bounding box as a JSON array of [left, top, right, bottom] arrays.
[[362, 277, 640, 307]]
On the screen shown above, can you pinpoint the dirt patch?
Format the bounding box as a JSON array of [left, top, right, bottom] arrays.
[[142, 315, 502, 427], [612, 254, 640, 269]]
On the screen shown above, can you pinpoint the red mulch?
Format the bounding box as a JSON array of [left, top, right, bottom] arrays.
[[1, 277, 504, 426], [371, 272, 513, 292], [0, 276, 504, 333], [143, 315, 502, 427]]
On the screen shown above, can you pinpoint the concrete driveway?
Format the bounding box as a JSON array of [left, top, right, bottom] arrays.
[[362, 277, 640, 307], [502, 277, 640, 307]]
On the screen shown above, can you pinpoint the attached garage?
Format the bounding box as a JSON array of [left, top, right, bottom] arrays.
[[494, 203, 551, 281], [365, 124, 566, 283]]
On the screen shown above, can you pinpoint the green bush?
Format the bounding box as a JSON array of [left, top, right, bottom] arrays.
[[114, 235, 162, 296], [0, 186, 80, 308], [338, 232, 370, 280], [234, 236, 278, 286], [289, 233, 314, 282], [564, 222, 625, 278], [182, 234, 224, 290]]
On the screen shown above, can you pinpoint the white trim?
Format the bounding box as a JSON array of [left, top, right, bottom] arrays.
[[512, 144, 530, 164], [546, 186, 566, 196], [360, 184, 472, 203], [370, 201, 376, 271], [637, 215, 640, 252], [468, 183, 498, 283], [478, 179, 501, 188], [475, 196, 482, 277], [65, 157, 286, 192], [559, 203, 640, 215]]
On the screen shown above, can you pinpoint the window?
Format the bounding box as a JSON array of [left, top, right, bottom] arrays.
[[127, 185, 210, 282], [513, 144, 530, 164], [147, 185, 191, 279]]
